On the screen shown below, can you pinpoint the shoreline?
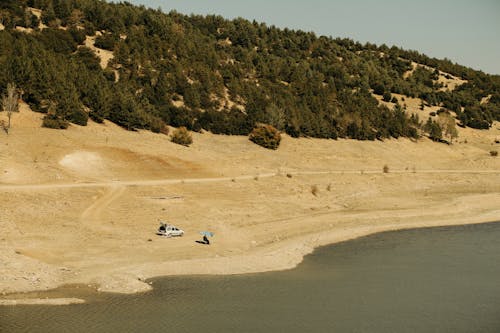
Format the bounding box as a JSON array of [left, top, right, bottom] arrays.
[[124, 212, 500, 283], [3, 214, 499, 306]]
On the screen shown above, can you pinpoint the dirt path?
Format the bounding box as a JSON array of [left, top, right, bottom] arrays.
[[1, 169, 498, 191], [80, 185, 126, 227]]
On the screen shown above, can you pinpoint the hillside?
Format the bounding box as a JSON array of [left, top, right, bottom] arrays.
[[0, 102, 499, 299], [1, 0, 500, 142]]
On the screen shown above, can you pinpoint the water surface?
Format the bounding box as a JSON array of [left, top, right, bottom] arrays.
[[2, 222, 500, 332]]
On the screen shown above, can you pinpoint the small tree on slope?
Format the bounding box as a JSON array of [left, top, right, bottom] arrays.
[[1, 83, 19, 134]]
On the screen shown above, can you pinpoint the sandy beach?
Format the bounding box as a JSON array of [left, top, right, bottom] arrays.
[[1, 104, 499, 304]]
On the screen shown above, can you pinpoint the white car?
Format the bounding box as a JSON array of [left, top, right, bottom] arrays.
[[156, 222, 184, 237]]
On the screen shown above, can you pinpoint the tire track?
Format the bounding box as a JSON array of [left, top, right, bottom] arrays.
[[80, 185, 126, 227]]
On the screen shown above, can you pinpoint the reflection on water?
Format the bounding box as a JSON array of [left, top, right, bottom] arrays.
[[2, 222, 500, 332]]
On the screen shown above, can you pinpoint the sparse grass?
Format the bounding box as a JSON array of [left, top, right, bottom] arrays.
[[0, 120, 7, 134], [383, 165, 389, 173]]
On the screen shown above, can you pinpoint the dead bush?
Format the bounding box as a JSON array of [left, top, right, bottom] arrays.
[[490, 150, 498, 157], [171, 126, 192, 146], [311, 185, 319, 196], [383, 165, 389, 173]]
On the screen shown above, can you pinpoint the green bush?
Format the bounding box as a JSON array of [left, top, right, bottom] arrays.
[[171, 126, 192, 146], [373, 83, 385, 95], [69, 27, 86, 45], [89, 111, 104, 123], [249, 124, 281, 150], [150, 118, 168, 134], [383, 91, 392, 102], [94, 33, 117, 50], [67, 109, 88, 126], [42, 115, 69, 129]]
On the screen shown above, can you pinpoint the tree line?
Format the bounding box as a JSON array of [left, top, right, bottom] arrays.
[[1, 0, 499, 141]]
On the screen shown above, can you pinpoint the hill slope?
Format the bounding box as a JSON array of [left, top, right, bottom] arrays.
[[0, 102, 499, 298], [1, 0, 499, 141]]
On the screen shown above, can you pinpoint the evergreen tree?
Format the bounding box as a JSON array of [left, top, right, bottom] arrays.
[[0, 0, 497, 140]]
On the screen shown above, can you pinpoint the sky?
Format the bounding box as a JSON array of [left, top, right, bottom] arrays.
[[124, 0, 500, 75]]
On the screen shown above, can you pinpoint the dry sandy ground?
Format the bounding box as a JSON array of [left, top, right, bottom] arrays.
[[1, 104, 499, 304]]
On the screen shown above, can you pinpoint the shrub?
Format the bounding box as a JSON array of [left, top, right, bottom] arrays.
[[150, 118, 168, 134], [89, 111, 104, 123], [490, 150, 498, 157], [39, 29, 78, 54], [69, 27, 86, 45], [382, 91, 392, 102], [311, 185, 319, 196], [160, 126, 170, 136], [383, 165, 389, 173], [67, 109, 88, 126], [94, 33, 117, 50], [468, 118, 490, 130], [42, 115, 69, 129], [75, 47, 101, 71], [171, 126, 192, 146], [249, 124, 281, 150], [373, 83, 385, 95]]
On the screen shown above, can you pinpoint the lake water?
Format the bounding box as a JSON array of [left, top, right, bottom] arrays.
[[2, 222, 500, 332]]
